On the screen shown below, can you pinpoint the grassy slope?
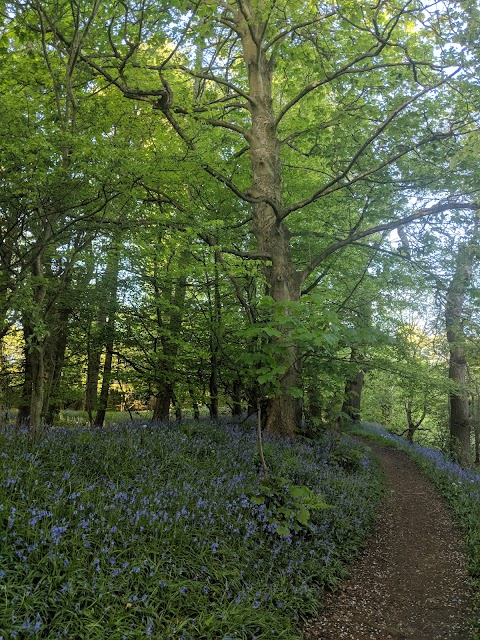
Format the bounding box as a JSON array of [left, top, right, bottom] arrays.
[[0, 421, 382, 639]]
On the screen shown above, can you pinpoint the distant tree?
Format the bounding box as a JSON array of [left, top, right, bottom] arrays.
[[445, 225, 479, 464]]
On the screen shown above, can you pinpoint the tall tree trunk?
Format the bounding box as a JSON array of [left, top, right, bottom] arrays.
[[151, 247, 187, 422], [475, 414, 480, 465], [239, 7, 303, 438], [471, 393, 480, 465], [30, 343, 46, 436], [95, 349, 114, 428], [208, 254, 221, 420], [445, 238, 476, 465], [16, 328, 33, 427], [94, 245, 120, 427], [85, 242, 119, 426], [85, 325, 103, 426], [25, 252, 48, 436], [188, 384, 200, 421]]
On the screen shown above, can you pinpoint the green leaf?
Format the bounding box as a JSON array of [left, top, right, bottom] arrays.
[[295, 507, 310, 526], [275, 523, 290, 536]]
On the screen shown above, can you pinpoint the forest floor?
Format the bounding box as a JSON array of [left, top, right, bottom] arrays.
[[302, 441, 474, 640]]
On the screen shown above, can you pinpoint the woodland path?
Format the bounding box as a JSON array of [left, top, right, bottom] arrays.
[[303, 442, 474, 640]]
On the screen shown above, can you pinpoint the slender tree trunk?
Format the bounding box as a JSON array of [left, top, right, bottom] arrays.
[[475, 415, 479, 465], [231, 378, 243, 417], [86, 242, 120, 426], [208, 253, 222, 420], [405, 400, 415, 443], [445, 238, 476, 465], [85, 327, 102, 426], [188, 385, 200, 421], [17, 331, 33, 427], [471, 393, 480, 465], [94, 247, 119, 427], [24, 252, 49, 436], [44, 308, 71, 427], [95, 348, 114, 428], [404, 400, 426, 444]]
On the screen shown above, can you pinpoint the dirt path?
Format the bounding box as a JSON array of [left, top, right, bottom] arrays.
[[303, 442, 474, 640]]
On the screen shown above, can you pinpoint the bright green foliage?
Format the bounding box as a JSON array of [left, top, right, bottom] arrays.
[[248, 475, 332, 536]]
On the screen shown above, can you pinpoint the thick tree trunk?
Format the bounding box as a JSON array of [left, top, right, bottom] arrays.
[[18, 253, 48, 436], [30, 343, 46, 436], [448, 347, 471, 463], [152, 383, 172, 422], [445, 239, 475, 465], [341, 370, 365, 422], [341, 348, 364, 422], [240, 9, 303, 438]]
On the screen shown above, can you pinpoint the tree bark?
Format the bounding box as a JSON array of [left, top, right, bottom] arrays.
[[16, 329, 33, 427], [239, 4, 303, 437], [44, 307, 71, 427], [231, 377, 243, 417], [151, 249, 187, 422], [341, 348, 364, 423], [85, 242, 120, 426], [152, 382, 172, 421], [85, 325, 103, 426], [24, 252, 48, 436], [470, 393, 480, 465], [445, 238, 476, 465]]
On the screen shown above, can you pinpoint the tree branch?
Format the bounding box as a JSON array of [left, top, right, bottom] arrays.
[[176, 65, 255, 105], [265, 12, 335, 50], [300, 201, 480, 284]]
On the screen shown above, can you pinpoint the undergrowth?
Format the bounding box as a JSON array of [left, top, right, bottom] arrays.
[[0, 421, 382, 639]]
